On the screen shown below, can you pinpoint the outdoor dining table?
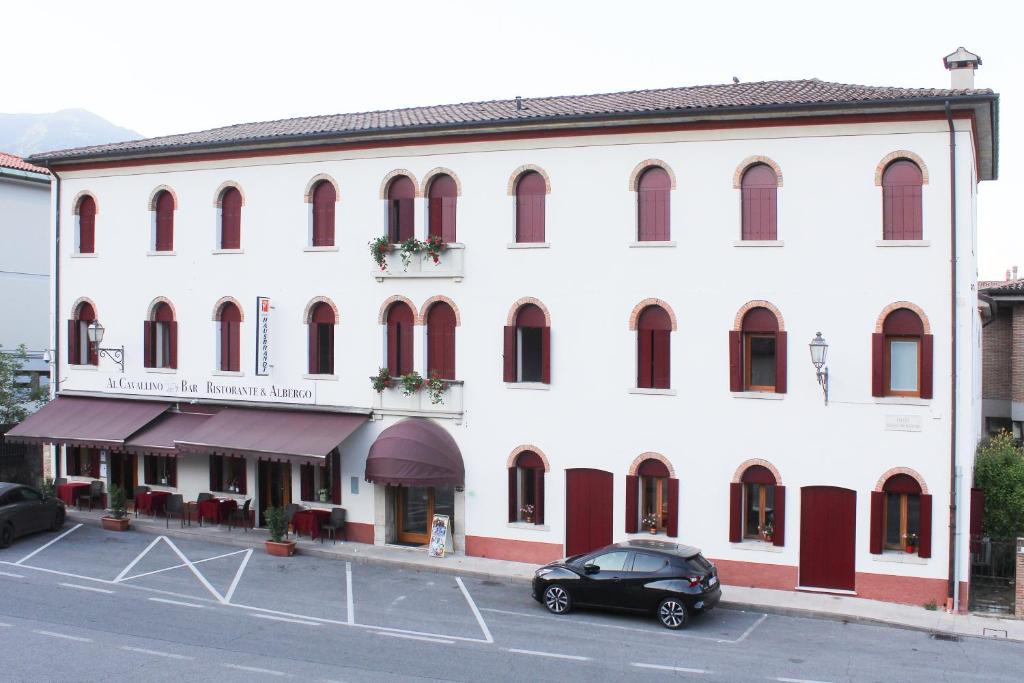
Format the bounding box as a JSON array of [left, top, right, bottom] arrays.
[[135, 490, 171, 516], [56, 482, 91, 506], [197, 498, 237, 525], [291, 508, 331, 540]]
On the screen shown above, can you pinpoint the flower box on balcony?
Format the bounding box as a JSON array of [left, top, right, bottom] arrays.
[[372, 242, 465, 281]]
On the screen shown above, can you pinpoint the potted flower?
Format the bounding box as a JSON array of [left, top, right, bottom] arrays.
[[521, 503, 535, 524], [905, 532, 918, 554], [371, 367, 392, 393], [400, 371, 424, 396], [399, 237, 424, 270], [369, 235, 392, 271], [423, 234, 446, 264], [642, 513, 658, 534], [425, 371, 448, 405], [318, 488, 330, 503], [760, 521, 774, 543], [264, 506, 295, 556], [101, 485, 130, 532]]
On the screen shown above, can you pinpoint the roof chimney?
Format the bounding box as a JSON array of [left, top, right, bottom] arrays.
[[1014, 266, 1019, 281], [943, 47, 981, 90], [515, 96, 523, 111]]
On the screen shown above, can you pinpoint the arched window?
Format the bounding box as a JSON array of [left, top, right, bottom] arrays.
[[68, 302, 98, 366], [871, 474, 931, 557], [154, 190, 175, 251], [873, 307, 932, 398], [730, 307, 786, 393], [503, 303, 550, 384], [219, 187, 242, 250], [740, 164, 778, 240], [427, 174, 457, 243], [729, 465, 785, 546], [385, 300, 415, 376], [882, 160, 923, 240], [515, 171, 546, 243], [637, 166, 671, 241], [507, 451, 544, 525], [625, 458, 678, 537], [144, 302, 177, 369], [311, 180, 337, 247], [426, 301, 456, 380], [77, 195, 96, 254], [308, 302, 335, 375], [636, 305, 671, 389], [216, 301, 241, 372], [387, 176, 416, 243]]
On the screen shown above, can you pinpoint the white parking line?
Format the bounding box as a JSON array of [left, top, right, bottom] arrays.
[[149, 597, 205, 608], [345, 562, 354, 625], [34, 630, 92, 642], [735, 613, 768, 643], [14, 524, 81, 565], [776, 678, 834, 683], [162, 536, 227, 603], [252, 613, 321, 626], [120, 646, 194, 660], [59, 582, 115, 594], [0, 571, 25, 578], [223, 663, 290, 677], [0, 622, 11, 627], [376, 631, 454, 644], [633, 662, 708, 674], [455, 577, 494, 643], [480, 606, 728, 643], [505, 648, 590, 661], [223, 548, 252, 604], [114, 536, 163, 582]]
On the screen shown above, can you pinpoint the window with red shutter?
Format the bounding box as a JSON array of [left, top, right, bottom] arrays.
[[220, 187, 242, 249], [387, 176, 415, 244], [882, 160, 923, 240], [740, 306, 783, 393], [739, 465, 782, 544], [72, 302, 97, 366], [515, 171, 546, 243], [147, 302, 175, 369], [636, 305, 671, 389], [426, 301, 456, 380], [386, 301, 415, 376], [154, 190, 175, 251], [217, 301, 242, 372], [637, 167, 671, 241], [510, 451, 544, 524], [878, 307, 930, 398], [873, 474, 928, 556], [308, 302, 335, 375], [634, 459, 671, 534], [311, 180, 337, 247], [512, 303, 548, 383], [77, 195, 96, 254], [427, 174, 457, 243], [740, 164, 778, 240]]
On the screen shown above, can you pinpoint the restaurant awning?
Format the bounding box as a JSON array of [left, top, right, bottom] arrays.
[[3, 396, 169, 450], [364, 418, 464, 487], [174, 407, 366, 459], [124, 412, 211, 456]]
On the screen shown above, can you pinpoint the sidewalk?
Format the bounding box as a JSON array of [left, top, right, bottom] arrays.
[[67, 509, 1024, 643]]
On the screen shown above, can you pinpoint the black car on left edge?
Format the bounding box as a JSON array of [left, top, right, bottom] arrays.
[[532, 539, 721, 629], [0, 482, 65, 549]]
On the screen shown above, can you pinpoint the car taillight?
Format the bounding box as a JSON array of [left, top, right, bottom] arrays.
[[687, 576, 701, 587]]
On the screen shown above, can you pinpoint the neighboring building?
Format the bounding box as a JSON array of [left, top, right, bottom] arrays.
[[10, 49, 998, 611], [979, 272, 1023, 438]]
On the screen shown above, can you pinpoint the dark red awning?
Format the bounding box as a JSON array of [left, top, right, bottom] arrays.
[[124, 412, 211, 456], [365, 418, 464, 487], [174, 407, 365, 459], [3, 396, 169, 450]]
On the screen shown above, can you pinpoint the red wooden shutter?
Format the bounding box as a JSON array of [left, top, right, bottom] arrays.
[[155, 192, 174, 251], [625, 475, 639, 533], [220, 188, 241, 249], [508, 468, 517, 523], [773, 485, 785, 547], [515, 172, 545, 243], [300, 463, 313, 501], [637, 330, 653, 388], [535, 469, 545, 525], [652, 330, 670, 389], [503, 326, 516, 382], [428, 197, 443, 240], [209, 455, 223, 491], [871, 333, 885, 397], [728, 331, 742, 392], [168, 321, 178, 369], [236, 458, 247, 494], [666, 478, 679, 538], [168, 457, 177, 487], [540, 327, 551, 384], [400, 321, 413, 376], [774, 330, 787, 393], [143, 321, 154, 368], [398, 199, 414, 242], [920, 334, 934, 399], [68, 320, 78, 364], [312, 181, 336, 247], [869, 491, 884, 554], [144, 455, 154, 484], [917, 494, 932, 558], [331, 450, 342, 504], [729, 482, 742, 542], [442, 197, 457, 243], [90, 451, 100, 479], [67, 449, 79, 476], [228, 321, 240, 372], [308, 323, 318, 374], [79, 197, 96, 253]]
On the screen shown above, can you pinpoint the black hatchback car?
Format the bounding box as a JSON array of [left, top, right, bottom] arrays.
[[532, 539, 721, 629], [0, 482, 65, 549]]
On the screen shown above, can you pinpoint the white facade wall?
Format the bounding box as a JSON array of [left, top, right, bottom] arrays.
[[0, 175, 50, 352], [54, 118, 980, 597]]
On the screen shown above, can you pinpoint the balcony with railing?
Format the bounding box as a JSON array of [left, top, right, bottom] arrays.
[[370, 375, 464, 421]]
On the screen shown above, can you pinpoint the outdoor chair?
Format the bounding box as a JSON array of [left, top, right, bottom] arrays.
[[227, 499, 252, 532], [197, 492, 213, 503], [165, 494, 188, 528], [284, 503, 301, 538], [319, 507, 346, 544], [133, 485, 151, 517], [78, 480, 104, 511]]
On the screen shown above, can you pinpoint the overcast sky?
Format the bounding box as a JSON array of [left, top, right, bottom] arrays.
[[3, 0, 1017, 278]]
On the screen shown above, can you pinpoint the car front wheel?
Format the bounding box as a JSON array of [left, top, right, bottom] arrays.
[[658, 597, 689, 629], [0, 523, 13, 549], [543, 584, 572, 615]]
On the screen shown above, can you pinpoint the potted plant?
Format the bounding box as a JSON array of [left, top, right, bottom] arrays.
[[318, 488, 330, 503], [642, 513, 658, 534], [905, 532, 918, 554], [399, 237, 423, 270], [400, 371, 424, 396], [760, 521, 774, 543], [371, 367, 392, 393], [369, 235, 392, 271], [425, 371, 448, 405], [264, 506, 295, 556], [40, 476, 55, 498], [101, 485, 130, 532], [423, 234, 446, 264], [521, 503, 535, 524]]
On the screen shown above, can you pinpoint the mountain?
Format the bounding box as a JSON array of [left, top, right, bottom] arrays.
[[0, 109, 141, 158]]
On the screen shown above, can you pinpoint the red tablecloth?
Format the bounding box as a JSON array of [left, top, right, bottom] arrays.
[[198, 498, 237, 524], [292, 509, 330, 540], [56, 482, 91, 505], [136, 491, 171, 516]]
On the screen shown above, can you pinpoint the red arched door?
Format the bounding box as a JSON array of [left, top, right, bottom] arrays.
[[800, 486, 856, 591], [565, 468, 613, 557]]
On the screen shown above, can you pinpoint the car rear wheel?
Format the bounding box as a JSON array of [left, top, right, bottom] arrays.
[[51, 508, 65, 531], [543, 584, 572, 615], [0, 523, 13, 549], [658, 597, 689, 629]]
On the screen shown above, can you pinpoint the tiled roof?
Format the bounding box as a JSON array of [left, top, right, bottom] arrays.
[[0, 151, 50, 175], [29, 78, 995, 163], [980, 279, 1024, 295]]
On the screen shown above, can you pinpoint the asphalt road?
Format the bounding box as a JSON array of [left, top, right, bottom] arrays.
[[0, 523, 1019, 682]]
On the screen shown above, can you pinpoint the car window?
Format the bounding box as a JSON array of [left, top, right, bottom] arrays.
[[587, 551, 630, 572], [631, 553, 669, 573], [19, 488, 42, 502], [685, 554, 714, 573], [3, 489, 24, 504], [0, 493, 8, 506]]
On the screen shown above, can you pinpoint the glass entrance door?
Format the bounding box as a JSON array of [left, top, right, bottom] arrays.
[[396, 486, 454, 545], [109, 452, 136, 500], [258, 460, 292, 527]]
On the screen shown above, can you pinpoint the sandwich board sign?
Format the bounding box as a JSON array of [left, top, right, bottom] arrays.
[[428, 514, 452, 558]]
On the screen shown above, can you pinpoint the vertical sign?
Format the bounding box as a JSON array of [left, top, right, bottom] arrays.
[[256, 296, 271, 376], [428, 514, 452, 558]]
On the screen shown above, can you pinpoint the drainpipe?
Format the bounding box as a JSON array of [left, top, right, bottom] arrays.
[[945, 101, 958, 610], [50, 167, 61, 478]]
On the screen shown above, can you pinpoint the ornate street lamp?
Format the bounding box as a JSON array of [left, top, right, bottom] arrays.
[[809, 332, 829, 405], [87, 320, 125, 373]]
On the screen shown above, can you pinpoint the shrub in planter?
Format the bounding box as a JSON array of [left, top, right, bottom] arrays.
[[264, 506, 295, 556], [400, 371, 424, 396], [371, 367, 392, 393], [369, 236, 392, 271], [102, 485, 130, 531]]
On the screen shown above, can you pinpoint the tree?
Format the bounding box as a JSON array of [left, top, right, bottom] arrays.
[[973, 431, 1024, 538], [0, 344, 48, 424]]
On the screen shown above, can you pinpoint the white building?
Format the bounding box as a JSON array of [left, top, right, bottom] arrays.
[[11, 49, 998, 611]]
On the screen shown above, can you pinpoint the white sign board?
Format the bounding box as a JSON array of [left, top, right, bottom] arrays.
[[256, 296, 271, 376], [885, 415, 922, 432], [81, 375, 317, 405]]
